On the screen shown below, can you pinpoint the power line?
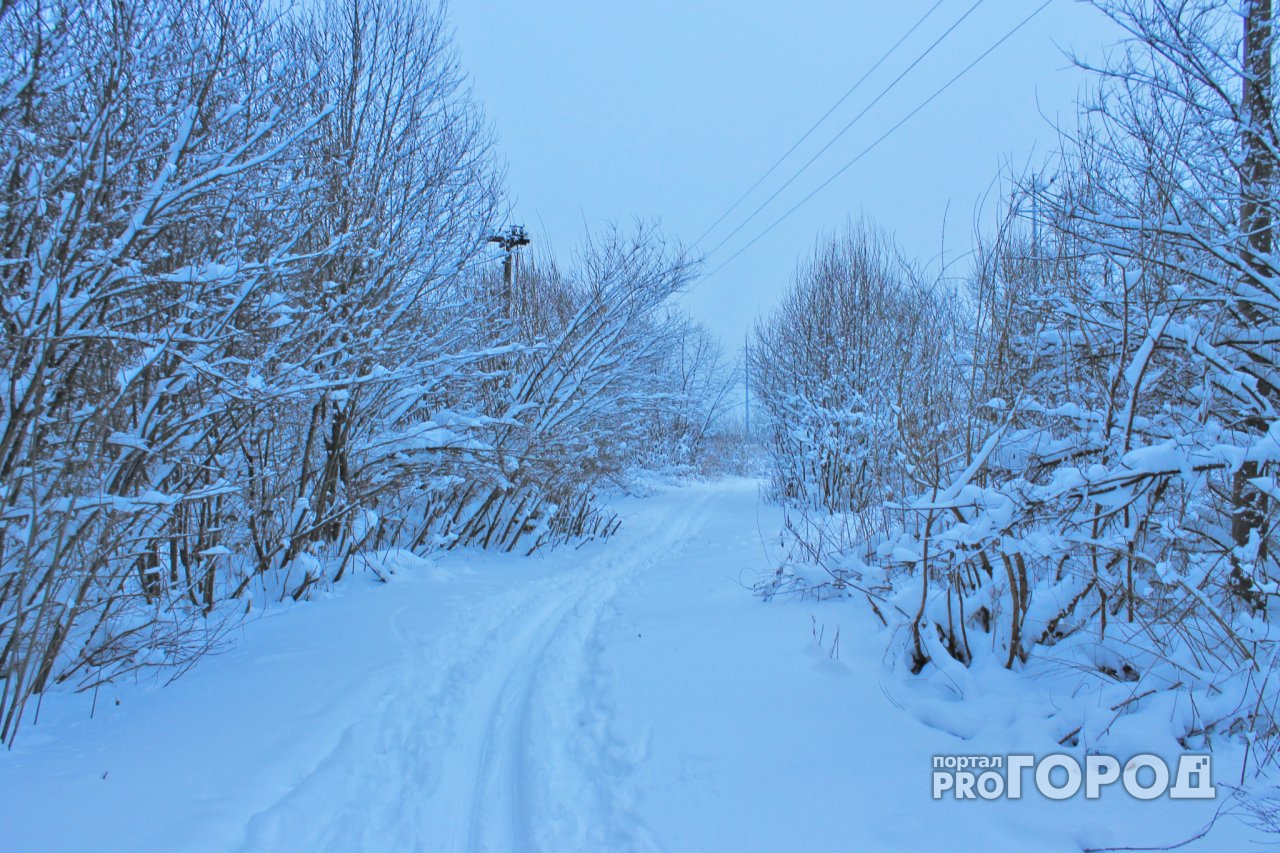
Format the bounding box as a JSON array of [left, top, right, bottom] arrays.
[[702, 0, 986, 260], [702, 0, 1053, 282], [693, 0, 948, 248]]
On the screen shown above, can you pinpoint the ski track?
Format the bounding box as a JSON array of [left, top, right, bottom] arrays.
[[238, 485, 714, 853]]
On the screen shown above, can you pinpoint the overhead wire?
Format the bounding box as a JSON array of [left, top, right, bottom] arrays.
[[700, 0, 987, 260], [693, 0, 948, 248], [702, 0, 1054, 282]]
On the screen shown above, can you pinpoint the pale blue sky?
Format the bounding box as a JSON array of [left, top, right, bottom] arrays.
[[450, 1, 1121, 347]]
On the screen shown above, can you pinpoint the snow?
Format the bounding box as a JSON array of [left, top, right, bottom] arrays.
[[0, 479, 1262, 851]]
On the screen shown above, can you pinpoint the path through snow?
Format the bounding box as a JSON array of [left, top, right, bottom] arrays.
[[0, 479, 1258, 851]]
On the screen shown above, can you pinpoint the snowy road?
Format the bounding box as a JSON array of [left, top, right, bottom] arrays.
[[233, 485, 718, 852], [0, 479, 1253, 851]]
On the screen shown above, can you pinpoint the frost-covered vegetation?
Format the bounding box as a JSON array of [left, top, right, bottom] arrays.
[[757, 0, 1280, 787], [0, 0, 735, 743]]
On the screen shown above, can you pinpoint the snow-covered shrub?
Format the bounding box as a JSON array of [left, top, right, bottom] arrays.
[[410, 225, 701, 553], [0, 0, 354, 742], [766, 0, 1280, 778], [647, 311, 741, 471], [751, 224, 963, 515], [0, 0, 728, 743], [224, 0, 502, 591], [0, 0, 734, 744]]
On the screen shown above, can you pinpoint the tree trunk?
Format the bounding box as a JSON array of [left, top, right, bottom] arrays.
[[1231, 0, 1274, 613]]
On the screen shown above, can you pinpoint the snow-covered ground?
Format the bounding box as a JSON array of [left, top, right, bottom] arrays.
[[0, 479, 1264, 851]]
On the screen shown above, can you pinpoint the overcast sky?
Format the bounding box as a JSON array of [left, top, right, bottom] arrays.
[[449, 1, 1123, 350]]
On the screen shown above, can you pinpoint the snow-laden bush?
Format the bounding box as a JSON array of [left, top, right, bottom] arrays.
[[0, 0, 366, 743], [402, 226, 705, 554], [751, 224, 962, 514], [763, 0, 1280, 780], [0, 0, 726, 743]]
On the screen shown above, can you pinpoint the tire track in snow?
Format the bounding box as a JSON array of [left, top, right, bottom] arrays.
[[237, 567, 572, 853], [457, 487, 713, 852], [238, 484, 715, 852]]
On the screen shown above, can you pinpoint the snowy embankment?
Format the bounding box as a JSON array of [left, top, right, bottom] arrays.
[[0, 479, 1258, 851]]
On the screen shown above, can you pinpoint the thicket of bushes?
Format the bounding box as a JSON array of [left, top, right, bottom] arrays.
[[0, 0, 734, 743], [756, 0, 1280, 778]]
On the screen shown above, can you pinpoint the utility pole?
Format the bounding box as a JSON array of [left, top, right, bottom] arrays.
[[1231, 0, 1274, 609], [744, 332, 751, 435], [1030, 171, 1039, 259], [1029, 171, 1054, 284], [1029, 171, 1040, 292], [488, 225, 531, 316]]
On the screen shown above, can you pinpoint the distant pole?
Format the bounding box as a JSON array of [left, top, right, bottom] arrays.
[[1031, 171, 1039, 275], [744, 332, 751, 435], [487, 225, 531, 316]]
